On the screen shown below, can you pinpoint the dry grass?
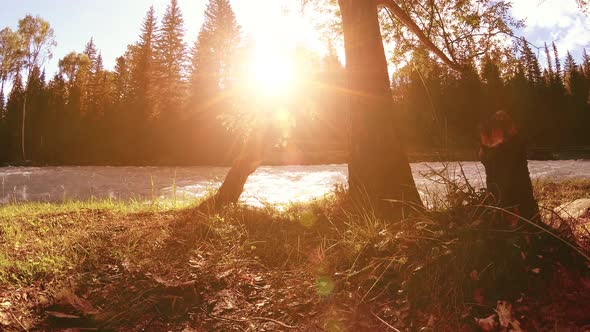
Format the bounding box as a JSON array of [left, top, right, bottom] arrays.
[[0, 180, 589, 331]]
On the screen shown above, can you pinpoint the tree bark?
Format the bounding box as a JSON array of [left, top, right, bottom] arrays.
[[479, 111, 539, 224], [21, 93, 27, 161], [339, 0, 423, 214], [197, 125, 269, 211]]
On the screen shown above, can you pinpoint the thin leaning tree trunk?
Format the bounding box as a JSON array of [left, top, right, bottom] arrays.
[[197, 125, 269, 211], [338, 0, 423, 216]]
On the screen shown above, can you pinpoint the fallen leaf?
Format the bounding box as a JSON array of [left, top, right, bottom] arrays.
[[0, 311, 11, 326], [495, 300, 522, 332]]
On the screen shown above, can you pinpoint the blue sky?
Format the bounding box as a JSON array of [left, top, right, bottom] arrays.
[[1, 0, 589, 77], [512, 0, 590, 64], [1, 0, 206, 76]]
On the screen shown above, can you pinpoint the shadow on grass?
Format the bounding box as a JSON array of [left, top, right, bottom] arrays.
[[1, 181, 590, 331]]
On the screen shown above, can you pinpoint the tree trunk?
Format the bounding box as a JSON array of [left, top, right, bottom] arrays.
[[338, 0, 423, 214], [197, 125, 269, 211], [21, 93, 27, 161], [479, 111, 539, 224]]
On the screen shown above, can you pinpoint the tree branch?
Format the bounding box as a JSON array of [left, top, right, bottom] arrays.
[[376, 0, 465, 72]]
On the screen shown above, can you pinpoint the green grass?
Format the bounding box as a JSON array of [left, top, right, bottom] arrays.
[[0, 180, 588, 331], [0, 198, 197, 284]]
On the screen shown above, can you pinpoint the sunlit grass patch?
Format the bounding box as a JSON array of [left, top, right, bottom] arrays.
[[534, 178, 590, 207], [0, 198, 197, 284]]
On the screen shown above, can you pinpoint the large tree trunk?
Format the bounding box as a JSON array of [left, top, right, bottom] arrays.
[[339, 0, 423, 214], [479, 111, 539, 224]]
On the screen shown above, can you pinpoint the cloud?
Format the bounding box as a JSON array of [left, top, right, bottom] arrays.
[[511, 0, 590, 59]]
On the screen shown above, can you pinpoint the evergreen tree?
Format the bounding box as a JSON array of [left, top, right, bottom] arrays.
[[83, 38, 98, 69], [505, 61, 532, 131], [581, 49, 590, 79], [544, 42, 555, 84], [130, 6, 157, 117], [25, 66, 47, 161], [88, 52, 105, 117], [113, 56, 131, 104], [481, 55, 504, 115], [521, 39, 542, 85], [184, 0, 242, 164], [191, 0, 241, 99], [564, 51, 587, 144], [0, 89, 6, 161], [6, 74, 24, 160], [154, 0, 187, 116], [45, 74, 67, 162], [126, 7, 159, 162], [552, 42, 563, 85], [564, 51, 579, 93]]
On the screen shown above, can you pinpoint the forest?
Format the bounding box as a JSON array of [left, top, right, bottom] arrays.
[[1, 1, 589, 166], [1, 0, 590, 331]]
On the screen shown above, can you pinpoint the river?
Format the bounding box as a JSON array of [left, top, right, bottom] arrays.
[[1, 160, 589, 207]]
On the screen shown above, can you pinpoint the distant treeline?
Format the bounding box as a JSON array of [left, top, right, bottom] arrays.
[[0, 1, 589, 165], [0, 1, 348, 165], [395, 42, 590, 149]]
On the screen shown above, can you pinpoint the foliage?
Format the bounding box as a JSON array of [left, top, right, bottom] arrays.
[[379, 0, 521, 68], [154, 0, 186, 118], [190, 0, 241, 97], [394, 41, 590, 149]]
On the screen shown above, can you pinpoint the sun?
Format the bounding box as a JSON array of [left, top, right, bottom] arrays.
[[249, 42, 294, 97]]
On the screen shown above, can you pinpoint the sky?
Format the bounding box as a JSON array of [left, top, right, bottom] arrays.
[[512, 0, 590, 64], [0, 0, 320, 77], [0, 0, 589, 77]]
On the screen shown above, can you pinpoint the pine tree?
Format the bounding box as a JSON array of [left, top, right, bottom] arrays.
[[25, 66, 47, 161], [114, 56, 131, 104], [564, 53, 581, 92], [6, 74, 24, 160], [521, 39, 541, 85], [563, 51, 586, 131], [88, 52, 105, 117], [481, 55, 504, 114], [581, 49, 590, 79], [191, 0, 241, 100], [0, 88, 5, 161], [544, 42, 555, 84], [552, 42, 562, 85], [154, 0, 187, 116], [45, 74, 67, 162], [84, 38, 99, 70], [130, 6, 158, 117]]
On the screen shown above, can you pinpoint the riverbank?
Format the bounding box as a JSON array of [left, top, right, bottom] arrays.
[[4, 161, 590, 206], [3, 146, 590, 168], [0, 180, 589, 331]]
